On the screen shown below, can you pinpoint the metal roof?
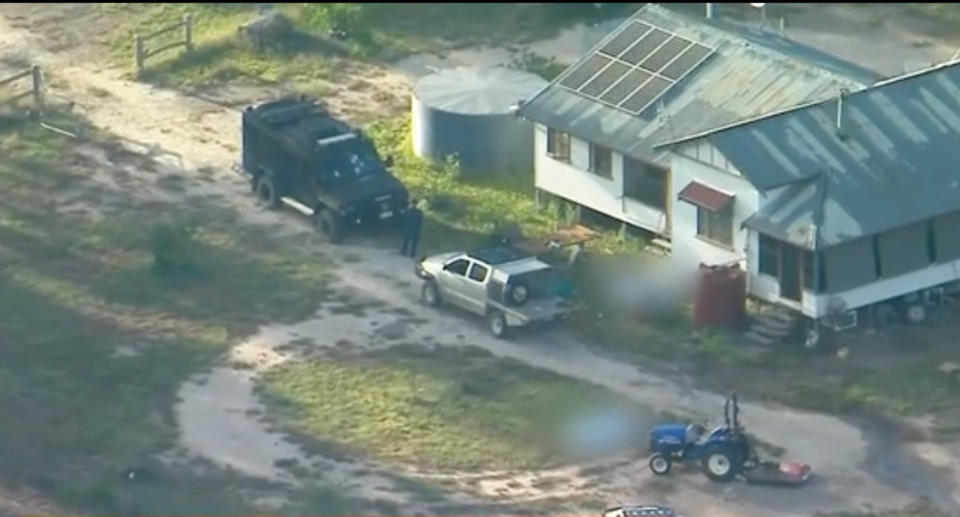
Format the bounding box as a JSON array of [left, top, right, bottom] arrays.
[[683, 60, 960, 249], [415, 66, 548, 116], [517, 4, 876, 166]]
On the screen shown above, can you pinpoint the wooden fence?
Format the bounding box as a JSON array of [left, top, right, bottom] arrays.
[[0, 65, 44, 115], [134, 14, 194, 76]]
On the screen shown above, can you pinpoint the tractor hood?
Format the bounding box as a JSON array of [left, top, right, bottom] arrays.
[[650, 424, 688, 445]]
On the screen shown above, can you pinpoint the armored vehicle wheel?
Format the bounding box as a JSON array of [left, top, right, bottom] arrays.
[[256, 175, 280, 210], [314, 208, 343, 244], [649, 453, 672, 476], [701, 445, 738, 483], [488, 310, 508, 339], [422, 280, 441, 307]]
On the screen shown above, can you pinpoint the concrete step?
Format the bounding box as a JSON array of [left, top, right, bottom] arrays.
[[761, 308, 796, 325], [743, 330, 775, 346], [752, 316, 795, 336], [650, 237, 672, 251]]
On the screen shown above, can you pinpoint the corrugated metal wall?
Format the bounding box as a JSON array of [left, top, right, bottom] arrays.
[[411, 94, 535, 176]]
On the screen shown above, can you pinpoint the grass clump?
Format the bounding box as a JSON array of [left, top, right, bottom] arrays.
[[149, 217, 200, 277], [257, 345, 645, 470]]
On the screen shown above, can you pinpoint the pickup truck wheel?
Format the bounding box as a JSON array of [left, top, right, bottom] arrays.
[[255, 175, 280, 210], [421, 280, 441, 307], [507, 283, 529, 306], [314, 208, 344, 244], [488, 310, 508, 339]]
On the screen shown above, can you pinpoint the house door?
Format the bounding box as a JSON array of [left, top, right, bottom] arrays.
[[780, 245, 802, 302]]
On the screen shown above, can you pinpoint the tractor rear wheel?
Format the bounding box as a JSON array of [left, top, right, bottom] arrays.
[[701, 445, 738, 483], [649, 453, 671, 476]]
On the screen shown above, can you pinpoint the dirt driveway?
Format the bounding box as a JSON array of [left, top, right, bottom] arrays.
[[1, 5, 959, 517]]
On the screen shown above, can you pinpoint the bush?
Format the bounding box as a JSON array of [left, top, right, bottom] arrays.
[[509, 50, 567, 81], [150, 219, 200, 277], [300, 2, 379, 56]]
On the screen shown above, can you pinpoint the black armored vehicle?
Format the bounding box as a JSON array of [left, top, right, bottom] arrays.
[[238, 96, 409, 242]]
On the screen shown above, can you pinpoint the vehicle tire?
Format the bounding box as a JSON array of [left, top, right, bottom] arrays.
[[488, 310, 508, 339], [649, 453, 672, 476], [255, 175, 280, 210], [422, 280, 441, 308], [701, 445, 739, 483], [314, 208, 344, 244], [507, 282, 529, 307]]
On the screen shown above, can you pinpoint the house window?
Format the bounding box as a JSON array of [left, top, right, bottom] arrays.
[[696, 205, 733, 247], [758, 234, 780, 277], [872, 236, 883, 278], [623, 157, 667, 210], [803, 250, 813, 290], [589, 143, 612, 179], [546, 127, 571, 163]]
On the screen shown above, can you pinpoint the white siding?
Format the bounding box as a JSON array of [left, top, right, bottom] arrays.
[[669, 152, 759, 271], [670, 140, 960, 321], [672, 144, 823, 316], [533, 123, 667, 234]]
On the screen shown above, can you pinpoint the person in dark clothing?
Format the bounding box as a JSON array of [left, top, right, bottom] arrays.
[[401, 199, 424, 258]]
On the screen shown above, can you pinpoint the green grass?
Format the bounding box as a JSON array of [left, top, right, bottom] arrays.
[[102, 3, 637, 89], [0, 115, 342, 513], [770, 362, 960, 417], [366, 116, 650, 255], [102, 3, 344, 90], [257, 344, 646, 471]]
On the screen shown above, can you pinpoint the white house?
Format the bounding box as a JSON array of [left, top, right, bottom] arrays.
[[657, 60, 960, 333], [518, 4, 877, 245]]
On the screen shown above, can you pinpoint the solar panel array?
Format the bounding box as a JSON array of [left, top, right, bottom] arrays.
[[559, 20, 715, 116]]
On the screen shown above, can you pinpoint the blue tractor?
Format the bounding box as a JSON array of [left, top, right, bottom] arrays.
[[647, 394, 812, 485]]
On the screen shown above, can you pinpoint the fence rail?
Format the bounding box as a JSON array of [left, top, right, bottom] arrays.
[[134, 14, 194, 76], [0, 65, 44, 115]]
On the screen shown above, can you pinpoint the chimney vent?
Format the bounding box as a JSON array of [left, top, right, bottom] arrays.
[[705, 3, 714, 19]]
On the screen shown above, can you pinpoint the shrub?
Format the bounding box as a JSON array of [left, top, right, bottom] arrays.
[[299, 2, 379, 56], [509, 50, 567, 81], [150, 219, 200, 277]]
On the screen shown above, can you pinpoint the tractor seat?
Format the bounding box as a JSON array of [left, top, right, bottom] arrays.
[[686, 423, 706, 444]]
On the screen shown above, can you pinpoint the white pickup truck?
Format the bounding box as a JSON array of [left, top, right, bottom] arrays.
[[414, 246, 570, 338]]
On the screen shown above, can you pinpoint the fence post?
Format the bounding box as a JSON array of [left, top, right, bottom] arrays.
[[183, 14, 194, 53], [134, 33, 144, 76], [31, 65, 44, 117]]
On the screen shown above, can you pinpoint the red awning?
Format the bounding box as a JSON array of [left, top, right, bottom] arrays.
[[678, 181, 734, 211]]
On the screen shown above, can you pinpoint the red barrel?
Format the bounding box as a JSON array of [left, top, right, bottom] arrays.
[[693, 263, 746, 330]]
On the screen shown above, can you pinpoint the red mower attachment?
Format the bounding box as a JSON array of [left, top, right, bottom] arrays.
[[743, 460, 812, 486]]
